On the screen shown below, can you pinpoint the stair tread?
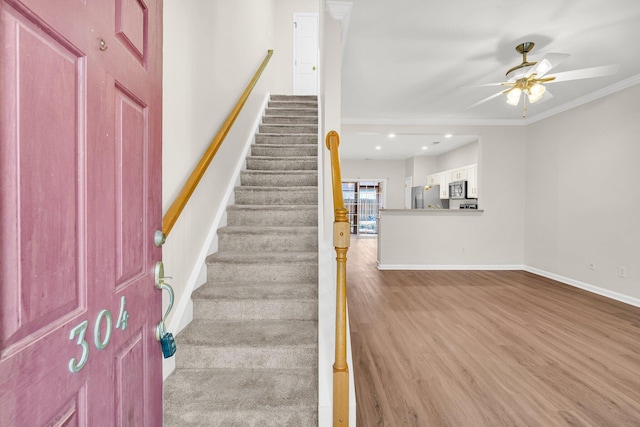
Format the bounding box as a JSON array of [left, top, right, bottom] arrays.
[[218, 226, 316, 234], [227, 204, 316, 211], [177, 319, 317, 347], [193, 281, 317, 301], [207, 251, 318, 264], [164, 368, 316, 410], [235, 186, 317, 191], [241, 169, 316, 174], [250, 143, 317, 148], [246, 156, 316, 160]]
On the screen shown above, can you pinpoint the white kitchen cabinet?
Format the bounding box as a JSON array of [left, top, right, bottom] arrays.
[[451, 167, 468, 181], [467, 164, 478, 198], [427, 173, 441, 186], [439, 172, 450, 199]]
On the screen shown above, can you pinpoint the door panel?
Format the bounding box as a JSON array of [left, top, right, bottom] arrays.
[[115, 85, 147, 285], [293, 13, 318, 95], [0, 0, 163, 425]]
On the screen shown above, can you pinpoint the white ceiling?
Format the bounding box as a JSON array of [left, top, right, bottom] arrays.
[[336, 0, 640, 160]]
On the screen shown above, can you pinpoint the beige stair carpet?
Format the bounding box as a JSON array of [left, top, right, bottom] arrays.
[[163, 95, 319, 426]]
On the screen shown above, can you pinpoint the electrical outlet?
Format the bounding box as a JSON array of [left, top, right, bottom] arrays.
[[588, 261, 596, 270], [618, 266, 627, 278], [461, 247, 465, 254]]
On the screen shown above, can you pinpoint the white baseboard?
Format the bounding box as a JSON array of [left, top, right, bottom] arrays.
[[377, 263, 525, 271], [524, 266, 640, 308], [163, 93, 270, 380]]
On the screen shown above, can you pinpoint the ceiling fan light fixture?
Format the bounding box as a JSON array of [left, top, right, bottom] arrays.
[[535, 59, 553, 77], [528, 83, 546, 103], [506, 88, 522, 106]]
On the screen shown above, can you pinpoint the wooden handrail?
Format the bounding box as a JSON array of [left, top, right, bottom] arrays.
[[157, 50, 274, 245], [326, 130, 350, 426]]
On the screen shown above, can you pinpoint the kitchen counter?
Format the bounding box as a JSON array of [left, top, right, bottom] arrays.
[[381, 208, 484, 214]]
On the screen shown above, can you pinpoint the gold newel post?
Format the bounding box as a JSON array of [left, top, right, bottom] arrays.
[[326, 130, 350, 426]]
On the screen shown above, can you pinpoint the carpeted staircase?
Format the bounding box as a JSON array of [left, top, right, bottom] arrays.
[[163, 95, 319, 426]]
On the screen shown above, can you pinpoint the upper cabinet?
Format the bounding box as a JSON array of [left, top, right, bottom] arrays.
[[451, 167, 468, 181], [427, 163, 478, 200], [439, 172, 450, 199], [427, 173, 441, 186], [467, 164, 478, 198]]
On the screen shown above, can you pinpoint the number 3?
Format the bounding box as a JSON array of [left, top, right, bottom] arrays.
[[68, 320, 89, 373]]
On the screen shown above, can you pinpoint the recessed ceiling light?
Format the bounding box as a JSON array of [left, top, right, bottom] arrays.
[[422, 146, 428, 150], [445, 134, 452, 138], [388, 133, 395, 138], [375, 146, 382, 150]]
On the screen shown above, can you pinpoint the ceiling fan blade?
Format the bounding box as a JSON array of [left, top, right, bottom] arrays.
[[536, 89, 554, 104], [546, 64, 620, 83], [468, 90, 505, 108], [460, 81, 510, 89], [525, 53, 571, 78]]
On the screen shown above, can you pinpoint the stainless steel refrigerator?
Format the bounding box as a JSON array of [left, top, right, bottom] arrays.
[[411, 185, 449, 209]]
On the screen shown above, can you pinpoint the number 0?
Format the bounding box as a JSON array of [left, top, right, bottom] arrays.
[[94, 309, 113, 350]]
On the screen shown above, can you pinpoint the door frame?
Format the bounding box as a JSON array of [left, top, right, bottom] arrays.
[[342, 178, 387, 237]]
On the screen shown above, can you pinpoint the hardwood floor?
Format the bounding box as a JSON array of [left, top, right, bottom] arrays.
[[346, 237, 640, 426]]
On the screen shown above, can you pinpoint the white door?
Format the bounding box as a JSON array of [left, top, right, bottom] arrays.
[[405, 177, 413, 209], [293, 13, 318, 95]]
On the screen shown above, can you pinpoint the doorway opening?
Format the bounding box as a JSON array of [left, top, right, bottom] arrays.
[[342, 181, 384, 236]]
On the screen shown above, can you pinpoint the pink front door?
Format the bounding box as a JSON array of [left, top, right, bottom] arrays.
[[0, 0, 163, 425]]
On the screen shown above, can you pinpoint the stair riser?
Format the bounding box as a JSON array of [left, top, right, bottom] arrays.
[[255, 134, 317, 145], [176, 346, 317, 370], [240, 172, 317, 187], [262, 116, 318, 125], [234, 189, 317, 205], [251, 145, 317, 157], [264, 108, 317, 117], [259, 124, 317, 134], [193, 300, 318, 320], [270, 95, 317, 102], [227, 209, 318, 226], [207, 262, 317, 283], [164, 411, 317, 427], [218, 233, 317, 252], [268, 101, 317, 109], [246, 158, 317, 171]]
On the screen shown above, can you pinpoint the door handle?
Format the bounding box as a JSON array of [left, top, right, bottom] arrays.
[[154, 262, 176, 358]]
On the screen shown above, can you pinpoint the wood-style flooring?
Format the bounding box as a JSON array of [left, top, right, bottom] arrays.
[[347, 237, 640, 426]]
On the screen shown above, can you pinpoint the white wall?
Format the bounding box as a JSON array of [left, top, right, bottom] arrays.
[[343, 123, 527, 267], [341, 159, 406, 209], [162, 0, 276, 338], [410, 155, 438, 187], [525, 84, 640, 302], [437, 140, 479, 172], [272, 0, 319, 95]]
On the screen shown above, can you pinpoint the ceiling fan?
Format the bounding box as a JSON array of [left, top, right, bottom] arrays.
[[470, 42, 619, 117]]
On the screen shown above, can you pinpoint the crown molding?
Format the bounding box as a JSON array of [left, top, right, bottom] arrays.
[[525, 73, 640, 124], [342, 73, 640, 127], [341, 117, 527, 127], [326, 1, 353, 20]]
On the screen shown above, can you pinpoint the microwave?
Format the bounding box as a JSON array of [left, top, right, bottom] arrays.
[[449, 180, 467, 199]]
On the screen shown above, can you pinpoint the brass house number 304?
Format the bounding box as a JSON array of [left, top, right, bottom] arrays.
[[68, 295, 129, 373]]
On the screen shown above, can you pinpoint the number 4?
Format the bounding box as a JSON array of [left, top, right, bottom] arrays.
[[116, 295, 129, 331]]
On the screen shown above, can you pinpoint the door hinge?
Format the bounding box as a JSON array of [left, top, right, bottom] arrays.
[[294, 22, 298, 29]]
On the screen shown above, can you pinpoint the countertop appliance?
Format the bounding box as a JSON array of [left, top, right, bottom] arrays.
[[449, 180, 467, 199], [411, 185, 449, 209]]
